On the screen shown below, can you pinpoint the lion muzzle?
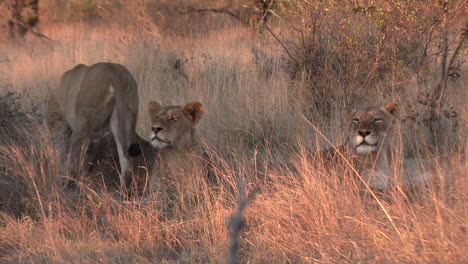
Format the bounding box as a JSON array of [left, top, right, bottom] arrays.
[[353, 134, 379, 154]]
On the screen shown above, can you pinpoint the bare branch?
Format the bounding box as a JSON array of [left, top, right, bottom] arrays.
[[445, 21, 467, 82], [182, 5, 240, 20], [182, 2, 300, 66], [227, 180, 256, 264], [262, 23, 300, 66], [431, 21, 467, 111], [8, 19, 55, 42]]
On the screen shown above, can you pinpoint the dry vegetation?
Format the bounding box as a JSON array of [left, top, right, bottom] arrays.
[[0, 0, 467, 263]]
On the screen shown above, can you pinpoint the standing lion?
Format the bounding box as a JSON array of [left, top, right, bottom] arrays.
[[47, 62, 141, 190]]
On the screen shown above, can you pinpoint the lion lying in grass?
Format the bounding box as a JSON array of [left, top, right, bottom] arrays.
[[88, 101, 209, 199], [320, 103, 432, 190]]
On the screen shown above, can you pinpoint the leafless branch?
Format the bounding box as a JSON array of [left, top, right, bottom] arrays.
[[227, 180, 256, 264], [8, 19, 55, 42], [182, 4, 240, 20], [431, 21, 467, 112], [182, 2, 299, 67], [262, 23, 300, 66]]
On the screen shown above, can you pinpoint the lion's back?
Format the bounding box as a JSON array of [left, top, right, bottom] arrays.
[[48, 64, 88, 128]]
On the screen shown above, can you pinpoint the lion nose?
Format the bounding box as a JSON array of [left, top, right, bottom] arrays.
[[358, 130, 371, 137], [152, 125, 163, 133]]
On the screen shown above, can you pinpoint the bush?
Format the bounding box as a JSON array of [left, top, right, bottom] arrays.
[[258, 0, 465, 153], [0, 91, 41, 144]]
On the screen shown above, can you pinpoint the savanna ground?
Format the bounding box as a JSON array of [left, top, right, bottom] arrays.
[[0, 1, 467, 263]]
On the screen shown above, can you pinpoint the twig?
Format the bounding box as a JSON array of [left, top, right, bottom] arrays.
[[8, 19, 55, 42], [29, 29, 55, 41], [227, 180, 256, 264], [443, 22, 467, 85], [262, 23, 300, 66], [183, 5, 240, 20], [430, 16, 467, 112], [183, 3, 299, 66]]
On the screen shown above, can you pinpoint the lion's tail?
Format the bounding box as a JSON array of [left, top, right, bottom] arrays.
[[109, 64, 141, 158]]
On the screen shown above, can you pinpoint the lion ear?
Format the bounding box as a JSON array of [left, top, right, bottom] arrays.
[[381, 103, 398, 116], [182, 101, 204, 125], [148, 101, 161, 118]]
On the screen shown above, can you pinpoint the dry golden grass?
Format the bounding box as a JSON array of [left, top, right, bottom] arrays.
[[0, 17, 466, 264]]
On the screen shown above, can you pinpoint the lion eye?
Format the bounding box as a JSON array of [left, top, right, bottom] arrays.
[[169, 115, 179, 121], [154, 116, 159, 120], [352, 118, 359, 124], [374, 118, 383, 124]]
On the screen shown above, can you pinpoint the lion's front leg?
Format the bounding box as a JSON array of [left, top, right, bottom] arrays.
[[67, 131, 92, 188]]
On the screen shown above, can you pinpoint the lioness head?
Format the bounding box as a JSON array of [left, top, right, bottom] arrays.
[[148, 101, 204, 151], [347, 103, 398, 155]]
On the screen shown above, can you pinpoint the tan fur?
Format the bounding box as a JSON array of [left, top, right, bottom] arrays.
[[322, 103, 432, 190], [47, 62, 140, 190]]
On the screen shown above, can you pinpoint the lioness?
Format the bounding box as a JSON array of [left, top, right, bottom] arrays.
[[88, 101, 208, 198], [322, 103, 431, 190], [146, 101, 208, 191], [47, 62, 141, 189]]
